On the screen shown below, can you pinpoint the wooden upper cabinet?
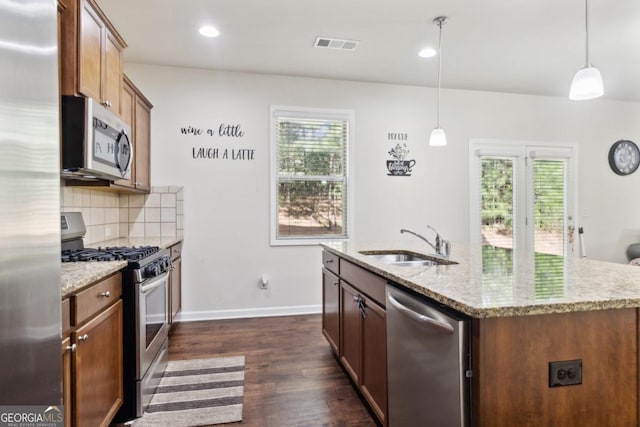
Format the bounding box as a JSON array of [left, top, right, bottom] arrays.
[[77, 3, 102, 100], [113, 75, 152, 193], [120, 76, 134, 128], [134, 95, 151, 192], [113, 78, 135, 188], [60, 0, 126, 116], [103, 31, 123, 111]]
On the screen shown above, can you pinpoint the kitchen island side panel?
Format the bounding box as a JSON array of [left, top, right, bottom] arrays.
[[471, 308, 638, 427]]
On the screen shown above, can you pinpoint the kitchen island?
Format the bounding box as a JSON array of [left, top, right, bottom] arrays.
[[322, 241, 640, 427]]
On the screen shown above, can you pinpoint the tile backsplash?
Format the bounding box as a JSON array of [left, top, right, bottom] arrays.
[[120, 186, 184, 239], [60, 184, 184, 245]]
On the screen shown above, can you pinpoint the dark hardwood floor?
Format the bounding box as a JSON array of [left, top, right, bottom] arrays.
[[169, 314, 377, 427]]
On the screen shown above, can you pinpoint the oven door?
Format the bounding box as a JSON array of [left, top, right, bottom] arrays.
[[136, 271, 170, 380]]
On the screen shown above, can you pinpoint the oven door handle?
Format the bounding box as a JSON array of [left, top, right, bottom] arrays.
[[140, 272, 168, 295]]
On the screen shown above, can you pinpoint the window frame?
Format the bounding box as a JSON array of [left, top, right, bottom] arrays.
[[269, 105, 355, 246], [469, 139, 579, 257]]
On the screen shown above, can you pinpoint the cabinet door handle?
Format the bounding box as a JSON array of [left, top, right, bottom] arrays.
[[333, 281, 339, 287], [78, 334, 89, 342], [170, 265, 176, 271], [99, 291, 111, 298], [325, 259, 334, 263], [66, 343, 77, 353]]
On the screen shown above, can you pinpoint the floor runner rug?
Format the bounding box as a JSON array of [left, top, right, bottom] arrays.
[[132, 355, 244, 427]]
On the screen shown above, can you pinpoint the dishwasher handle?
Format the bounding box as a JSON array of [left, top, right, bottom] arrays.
[[387, 293, 454, 335]]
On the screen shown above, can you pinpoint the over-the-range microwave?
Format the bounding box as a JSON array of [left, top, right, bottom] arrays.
[[61, 95, 132, 181]]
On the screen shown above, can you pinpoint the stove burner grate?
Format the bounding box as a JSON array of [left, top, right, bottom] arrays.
[[61, 246, 161, 263]]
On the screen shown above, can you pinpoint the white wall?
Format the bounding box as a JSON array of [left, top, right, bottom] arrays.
[[125, 63, 640, 319]]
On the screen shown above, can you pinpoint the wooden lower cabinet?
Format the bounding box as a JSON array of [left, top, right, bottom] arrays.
[[340, 282, 362, 384], [73, 300, 123, 427], [472, 308, 638, 427], [338, 279, 388, 426], [360, 298, 387, 424], [62, 273, 123, 427], [61, 336, 73, 427], [322, 267, 340, 354], [169, 241, 183, 327], [321, 252, 388, 426]]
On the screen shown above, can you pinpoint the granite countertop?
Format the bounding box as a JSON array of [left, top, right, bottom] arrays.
[[61, 237, 183, 298], [321, 241, 640, 318], [61, 261, 128, 298]]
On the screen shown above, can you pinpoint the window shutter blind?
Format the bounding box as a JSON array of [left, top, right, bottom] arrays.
[[532, 159, 565, 255], [274, 115, 349, 239], [276, 117, 348, 178]]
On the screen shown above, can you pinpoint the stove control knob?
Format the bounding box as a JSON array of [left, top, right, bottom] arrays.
[[145, 264, 158, 277]]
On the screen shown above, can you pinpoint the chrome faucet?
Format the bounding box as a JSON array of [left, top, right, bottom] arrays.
[[400, 225, 450, 258]]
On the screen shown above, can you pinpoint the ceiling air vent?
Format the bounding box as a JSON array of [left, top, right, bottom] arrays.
[[314, 36, 359, 51]]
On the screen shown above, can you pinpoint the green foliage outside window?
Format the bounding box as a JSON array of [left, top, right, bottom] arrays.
[[276, 118, 348, 237], [481, 158, 513, 230]]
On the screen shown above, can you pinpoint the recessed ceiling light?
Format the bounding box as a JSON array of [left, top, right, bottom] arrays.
[[418, 47, 437, 58], [199, 25, 220, 38]]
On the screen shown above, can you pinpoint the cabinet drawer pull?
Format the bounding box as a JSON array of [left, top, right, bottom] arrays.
[[99, 291, 111, 298], [325, 259, 334, 263], [170, 265, 176, 271], [78, 334, 89, 342], [333, 281, 339, 287], [66, 343, 77, 353]]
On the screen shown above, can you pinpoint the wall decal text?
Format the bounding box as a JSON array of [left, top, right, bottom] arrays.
[[192, 148, 256, 160], [387, 132, 408, 141], [180, 123, 255, 161], [180, 123, 245, 138]]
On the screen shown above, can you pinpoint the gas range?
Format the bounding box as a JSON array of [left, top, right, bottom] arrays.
[[61, 211, 171, 421], [60, 212, 171, 281]]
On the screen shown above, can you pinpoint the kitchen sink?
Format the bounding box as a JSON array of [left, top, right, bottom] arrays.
[[358, 250, 457, 267]]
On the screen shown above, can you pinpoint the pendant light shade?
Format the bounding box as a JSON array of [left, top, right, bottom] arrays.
[[569, 0, 603, 100], [569, 66, 604, 100], [429, 127, 447, 147], [429, 16, 448, 147]]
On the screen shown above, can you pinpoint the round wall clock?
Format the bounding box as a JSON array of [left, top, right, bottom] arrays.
[[608, 139, 640, 176]]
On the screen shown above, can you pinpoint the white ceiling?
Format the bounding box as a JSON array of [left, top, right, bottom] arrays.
[[96, 0, 640, 102]]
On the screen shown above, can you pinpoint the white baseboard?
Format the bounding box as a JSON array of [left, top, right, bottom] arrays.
[[175, 304, 322, 322]]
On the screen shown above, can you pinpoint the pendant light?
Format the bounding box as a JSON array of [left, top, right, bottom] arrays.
[[569, 0, 603, 100], [430, 16, 448, 147]]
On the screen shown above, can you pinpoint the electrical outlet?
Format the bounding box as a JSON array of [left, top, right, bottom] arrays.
[[549, 359, 582, 387]]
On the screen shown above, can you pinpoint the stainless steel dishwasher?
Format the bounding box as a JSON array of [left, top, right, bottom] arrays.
[[386, 284, 471, 426]]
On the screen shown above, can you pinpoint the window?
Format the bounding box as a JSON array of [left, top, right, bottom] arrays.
[[270, 106, 353, 245], [470, 140, 577, 257]]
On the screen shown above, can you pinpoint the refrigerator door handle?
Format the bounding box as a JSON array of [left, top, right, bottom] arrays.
[[387, 293, 454, 334]]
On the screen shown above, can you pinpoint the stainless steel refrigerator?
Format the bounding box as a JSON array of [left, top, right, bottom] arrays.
[[0, 0, 62, 405]]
